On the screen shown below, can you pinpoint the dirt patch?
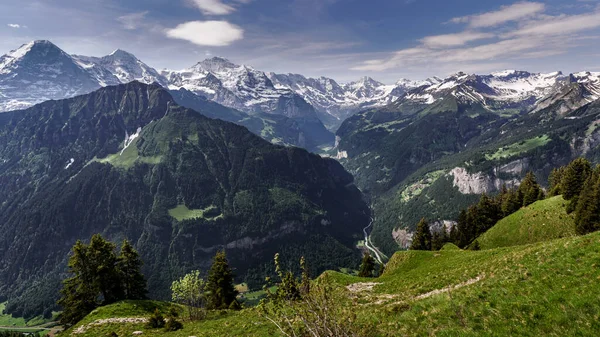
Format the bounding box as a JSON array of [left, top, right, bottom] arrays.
[[72, 317, 148, 335], [346, 282, 382, 293], [415, 275, 484, 300]]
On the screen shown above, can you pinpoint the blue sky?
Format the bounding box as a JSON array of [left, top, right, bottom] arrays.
[[1, 0, 600, 83]]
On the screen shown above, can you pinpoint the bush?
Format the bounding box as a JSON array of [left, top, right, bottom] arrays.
[[164, 318, 184, 332], [146, 308, 165, 329]]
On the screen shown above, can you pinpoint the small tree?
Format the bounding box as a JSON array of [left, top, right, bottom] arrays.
[[171, 270, 207, 320], [206, 250, 239, 310], [519, 172, 543, 207], [117, 240, 147, 300], [410, 218, 432, 251], [358, 253, 376, 278], [146, 308, 165, 329]]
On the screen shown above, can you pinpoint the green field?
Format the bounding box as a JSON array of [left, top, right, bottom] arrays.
[[167, 204, 221, 221], [485, 134, 551, 161], [94, 137, 162, 169], [0, 302, 53, 335], [477, 196, 577, 250]]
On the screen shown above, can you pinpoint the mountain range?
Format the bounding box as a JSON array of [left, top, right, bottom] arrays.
[[0, 81, 369, 318]]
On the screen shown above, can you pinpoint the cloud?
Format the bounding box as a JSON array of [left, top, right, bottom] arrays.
[[117, 11, 149, 30], [450, 2, 545, 28], [505, 10, 600, 37], [188, 0, 235, 15], [351, 2, 600, 74], [421, 31, 494, 48], [7, 24, 20, 28], [165, 20, 244, 46]]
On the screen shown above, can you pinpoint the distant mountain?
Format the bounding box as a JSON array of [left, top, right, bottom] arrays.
[[73, 49, 168, 87], [335, 69, 600, 255], [0, 40, 110, 111], [0, 41, 333, 151], [0, 82, 369, 318]]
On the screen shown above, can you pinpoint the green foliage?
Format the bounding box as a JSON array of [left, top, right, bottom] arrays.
[[518, 172, 544, 207], [117, 240, 148, 300], [146, 308, 165, 329], [170, 270, 206, 321], [561, 158, 592, 200], [57, 235, 147, 327], [205, 251, 239, 310], [358, 253, 376, 278], [163, 309, 184, 332], [410, 218, 432, 251], [574, 168, 600, 235]]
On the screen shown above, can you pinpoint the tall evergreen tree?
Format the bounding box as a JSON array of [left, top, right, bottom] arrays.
[[548, 166, 565, 196], [206, 250, 239, 310], [574, 170, 600, 235], [519, 172, 543, 207], [358, 252, 376, 277], [410, 218, 432, 250], [562, 158, 592, 200], [117, 240, 147, 300], [501, 188, 522, 216], [57, 234, 125, 327]]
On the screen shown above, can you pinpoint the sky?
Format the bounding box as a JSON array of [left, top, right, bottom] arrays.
[[1, 0, 600, 83]]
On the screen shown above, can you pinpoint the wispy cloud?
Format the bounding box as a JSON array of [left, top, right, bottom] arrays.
[[7, 23, 21, 28], [353, 2, 599, 74], [117, 11, 149, 30], [188, 0, 236, 15], [450, 1, 545, 28], [421, 31, 494, 48], [165, 20, 244, 46]]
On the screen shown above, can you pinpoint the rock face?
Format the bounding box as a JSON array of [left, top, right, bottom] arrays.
[[450, 167, 520, 195]]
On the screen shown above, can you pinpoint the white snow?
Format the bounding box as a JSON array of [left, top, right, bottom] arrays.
[[65, 158, 75, 169], [120, 127, 142, 155]]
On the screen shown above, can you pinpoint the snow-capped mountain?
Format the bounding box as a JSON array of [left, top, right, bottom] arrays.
[[0, 40, 108, 111], [266, 73, 427, 126], [163, 57, 321, 120], [396, 70, 568, 113], [73, 49, 168, 87]]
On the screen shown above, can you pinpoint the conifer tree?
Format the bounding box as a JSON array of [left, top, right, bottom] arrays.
[[562, 158, 592, 200], [410, 218, 432, 250], [58, 234, 125, 327], [574, 170, 600, 235], [117, 240, 147, 300], [206, 250, 239, 310], [358, 252, 376, 277], [501, 188, 522, 216], [548, 166, 565, 196], [519, 172, 543, 207]]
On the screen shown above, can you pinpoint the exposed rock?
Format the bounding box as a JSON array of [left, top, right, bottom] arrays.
[[392, 228, 413, 249], [450, 167, 519, 195]]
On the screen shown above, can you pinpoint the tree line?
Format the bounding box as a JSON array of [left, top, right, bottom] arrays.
[[410, 158, 600, 251]]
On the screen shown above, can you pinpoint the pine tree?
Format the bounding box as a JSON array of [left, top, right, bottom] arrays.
[[501, 188, 522, 216], [562, 158, 592, 200], [574, 171, 600, 235], [57, 234, 124, 327], [410, 218, 432, 250], [58, 240, 98, 327], [117, 240, 147, 300], [519, 172, 543, 207], [206, 250, 239, 310], [456, 209, 472, 248], [358, 252, 376, 277], [431, 225, 448, 251], [548, 167, 565, 196]]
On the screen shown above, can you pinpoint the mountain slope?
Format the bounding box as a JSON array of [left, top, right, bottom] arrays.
[[476, 196, 576, 250], [0, 82, 369, 318], [67, 230, 600, 336]]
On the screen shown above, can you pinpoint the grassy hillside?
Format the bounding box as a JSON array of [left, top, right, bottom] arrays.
[[69, 231, 600, 336], [477, 196, 577, 250]]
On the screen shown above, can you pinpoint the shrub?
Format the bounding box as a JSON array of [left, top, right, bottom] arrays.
[[146, 308, 165, 329]]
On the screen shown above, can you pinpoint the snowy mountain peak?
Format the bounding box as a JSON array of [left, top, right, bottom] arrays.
[[195, 57, 238, 73]]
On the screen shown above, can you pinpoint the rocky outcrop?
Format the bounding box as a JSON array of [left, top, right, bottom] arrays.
[[450, 167, 520, 195]]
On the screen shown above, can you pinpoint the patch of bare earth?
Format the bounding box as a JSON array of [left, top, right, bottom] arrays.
[[72, 317, 148, 335]]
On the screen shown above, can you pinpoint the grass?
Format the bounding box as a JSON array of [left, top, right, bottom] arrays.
[[61, 301, 277, 337], [485, 134, 551, 160], [167, 204, 221, 221], [0, 302, 53, 335], [477, 196, 577, 250], [94, 137, 162, 169]]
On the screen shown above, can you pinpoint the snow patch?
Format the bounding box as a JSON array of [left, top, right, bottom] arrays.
[[65, 158, 74, 169], [120, 127, 141, 155]]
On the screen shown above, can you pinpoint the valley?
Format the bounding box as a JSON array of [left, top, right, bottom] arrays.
[[2, 1, 600, 332]]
